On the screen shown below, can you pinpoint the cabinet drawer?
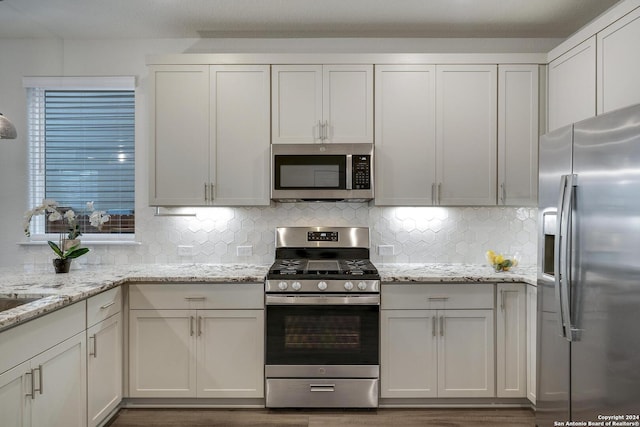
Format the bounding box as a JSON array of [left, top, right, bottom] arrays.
[[129, 283, 264, 310], [382, 284, 494, 310], [87, 287, 121, 328]]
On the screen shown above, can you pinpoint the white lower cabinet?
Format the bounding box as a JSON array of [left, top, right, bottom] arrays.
[[0, 333, 87, 427], [128, 284, 264, 399], [496, 283, 527, 398], [87, 312, 122, 427], [526, 284, 537, 404], [381, 284, 495, 398]]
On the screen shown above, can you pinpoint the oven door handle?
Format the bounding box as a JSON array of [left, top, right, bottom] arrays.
[[265, 295, 380, 305]]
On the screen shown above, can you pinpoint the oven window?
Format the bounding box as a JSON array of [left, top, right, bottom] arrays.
[[274, 155, 346, 189], [266, 304, 379, 365]]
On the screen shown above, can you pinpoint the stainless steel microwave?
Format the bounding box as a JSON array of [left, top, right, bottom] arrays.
[[271, 143, 374, 202]]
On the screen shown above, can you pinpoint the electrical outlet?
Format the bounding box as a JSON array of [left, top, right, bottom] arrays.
[[378, 245, 395, 256], [237, 246, 253, 257], [177, 245, 194, 257]]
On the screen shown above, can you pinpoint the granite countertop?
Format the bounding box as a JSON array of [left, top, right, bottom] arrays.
[[0, 262, 536, 332]]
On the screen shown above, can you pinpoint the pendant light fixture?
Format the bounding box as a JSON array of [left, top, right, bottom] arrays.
[[0, 113, 18, 139]]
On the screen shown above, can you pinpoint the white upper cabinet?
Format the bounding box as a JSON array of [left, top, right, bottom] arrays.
[[436, 65, 498, 206], [498, 64, 539, 206], [149, 64, 270, 206], [149, 65, 210, 206], [548, 37, 597, 131], [597, 7, 640, 114], [272, 65, 373, 144], [374, 65, 437, 205], [210, 65, 271, 206]]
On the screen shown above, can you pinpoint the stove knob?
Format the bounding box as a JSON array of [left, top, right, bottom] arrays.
[[317, 281, 328, 291], [357, 281, 368, 291], [278, 281, 288, 291], [291, 281, 302, 291], [344, 281, 354, 291]]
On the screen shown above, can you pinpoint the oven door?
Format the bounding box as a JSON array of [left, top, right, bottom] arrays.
[[265, 294, 379, 376]]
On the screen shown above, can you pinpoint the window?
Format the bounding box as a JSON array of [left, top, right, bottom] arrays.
[[24, 77, 135, 238]]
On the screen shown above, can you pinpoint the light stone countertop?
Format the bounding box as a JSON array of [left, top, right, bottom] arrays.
[[0, 262, 536, 332]]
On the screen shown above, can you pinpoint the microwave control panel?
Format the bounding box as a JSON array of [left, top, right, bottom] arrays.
[[352, 155, 371, 189]]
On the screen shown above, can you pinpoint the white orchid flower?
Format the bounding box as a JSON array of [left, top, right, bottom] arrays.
[[48, 211, 62, 222], [86, 201, 94, 211], [64, 209, 76, 220]]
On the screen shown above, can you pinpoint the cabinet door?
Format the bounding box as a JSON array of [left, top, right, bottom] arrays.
[[436, 65, 497, 205], [210, 65, 271, 206], [496, 284, 527, 398], [526, 284, 537, 404], [498, 65, 539, 206], [30, 333, 86, 427], [374, 65, 437, 206], [272, 65, 323, 144], [548, 37, 596, 131], [0, 361, 31, 427], [196, 310, 264, 398], [129, 309, 196, 397], [87, 313, 122, 427], [438, 309, 494, 398], [149, 65, 210, 206], [323, 65, 374, 144], [380, 310, 437, 398], [597, 7, 640, 114]]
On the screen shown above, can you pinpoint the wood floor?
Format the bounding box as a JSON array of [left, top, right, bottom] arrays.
[[108, 408, 535, 427]]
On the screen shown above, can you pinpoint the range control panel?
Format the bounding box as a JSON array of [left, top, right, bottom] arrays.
[[307, 231, 339, 242]]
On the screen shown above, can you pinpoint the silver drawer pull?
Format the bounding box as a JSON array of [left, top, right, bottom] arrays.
[[428, 297, 449, 301], [310, 384, 335, 392], [25, 370, 35, 399], [184, 296, 205, 301], [100, 301, 116, 310]]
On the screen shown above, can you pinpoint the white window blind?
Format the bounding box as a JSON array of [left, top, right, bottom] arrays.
[[25, 77, 135, 237]]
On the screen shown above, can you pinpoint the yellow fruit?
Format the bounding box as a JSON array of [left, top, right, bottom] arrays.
[[495, 254, 505, 264]]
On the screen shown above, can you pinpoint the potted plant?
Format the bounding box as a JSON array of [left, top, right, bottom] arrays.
[[24, 199, 110, 273]]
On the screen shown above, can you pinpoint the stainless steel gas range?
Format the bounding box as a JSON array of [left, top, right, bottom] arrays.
[[264, 226, 380, 408]]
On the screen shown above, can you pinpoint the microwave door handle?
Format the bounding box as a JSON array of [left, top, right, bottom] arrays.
[[346, 155, 353, 190]]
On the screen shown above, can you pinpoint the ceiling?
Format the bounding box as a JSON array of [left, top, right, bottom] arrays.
[[0, 0, 622, 40]]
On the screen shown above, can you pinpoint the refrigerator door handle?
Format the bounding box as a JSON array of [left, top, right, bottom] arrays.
[[554, 175, 569, 338], [559, 174, 578, 342]]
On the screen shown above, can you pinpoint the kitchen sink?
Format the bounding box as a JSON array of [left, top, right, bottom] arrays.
[[0, 297, 40, 313]]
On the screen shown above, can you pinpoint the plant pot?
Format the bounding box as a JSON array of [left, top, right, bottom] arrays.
[[53, 258, 72, 274]]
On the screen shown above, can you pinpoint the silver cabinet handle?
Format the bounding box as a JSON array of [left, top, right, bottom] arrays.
[[432, 316, 436, 337], [437, 183, 442, 205], [185, 296, 205, 301], [100, 301, 115, 310], [210, 183, 215, 201], [33, 365, 43, 395], [89, 334, 97, 358], [198, 316, 202, 337], [500, 183, 506, 205], [204, 183, 208, 202], [316, 120, 322, 141], [323, 120, 329, 141], [25, 370, 35, 399], [439, 316, 444, 337], [428, 297, 449, 301], [190, 316, 195, 337], [500, 290, 505, 311]]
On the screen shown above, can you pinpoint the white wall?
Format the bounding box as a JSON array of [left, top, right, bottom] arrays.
[[0, 37, 540, 269]]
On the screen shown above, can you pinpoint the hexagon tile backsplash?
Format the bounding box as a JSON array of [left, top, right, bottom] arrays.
[[21, 204, 537, 268]]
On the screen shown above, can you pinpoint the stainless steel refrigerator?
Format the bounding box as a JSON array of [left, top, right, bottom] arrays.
[[537, 103, 640, 426]]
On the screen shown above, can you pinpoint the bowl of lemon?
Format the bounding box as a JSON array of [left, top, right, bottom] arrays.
[[485, 250, 519, 272]]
